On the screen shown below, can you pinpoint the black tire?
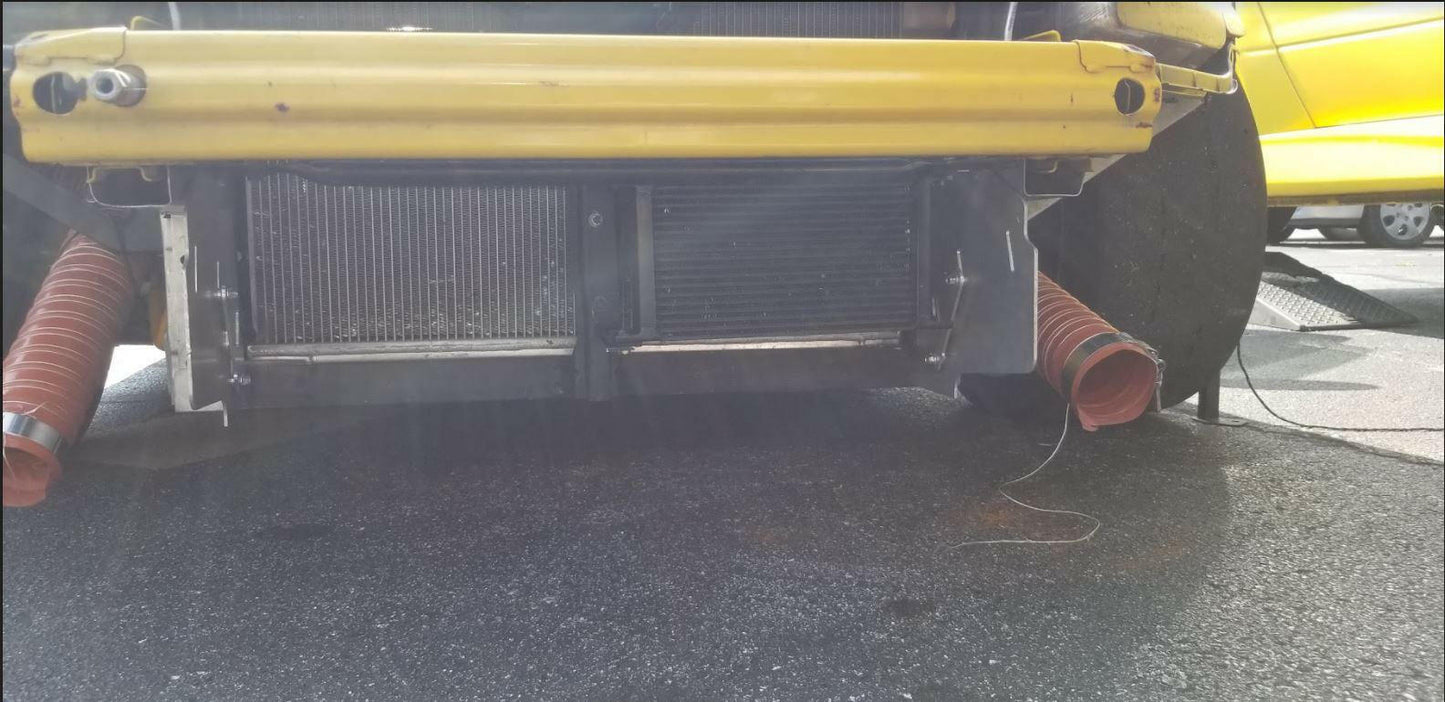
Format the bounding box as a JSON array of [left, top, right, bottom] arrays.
[[1358, 203, 1433, 248], [1266, 207, 1296, 244], [960, 90, 1267, 414], [1319, 226, 1358, 242]]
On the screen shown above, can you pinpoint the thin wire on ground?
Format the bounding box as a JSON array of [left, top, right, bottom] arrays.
[[950, 402, 1101, 548], [1235, 345, 1444, 432]]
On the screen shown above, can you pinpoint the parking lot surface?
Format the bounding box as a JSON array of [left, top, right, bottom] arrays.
[[4, 233, 1443, 701], [1215, 230, 1444, 461]]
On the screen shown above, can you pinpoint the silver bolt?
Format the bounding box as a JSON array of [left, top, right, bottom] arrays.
[[586, 211, 604, 228], [228, 372, 251, 387], [90, 66, 146, 107], [945, 273, 967, 287], [924, 354, 945, 366]]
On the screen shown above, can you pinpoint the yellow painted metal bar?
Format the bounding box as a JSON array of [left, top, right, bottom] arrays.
[[11, 29, 1165, 164]]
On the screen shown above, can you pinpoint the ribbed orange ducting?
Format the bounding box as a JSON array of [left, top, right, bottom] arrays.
[[3, 234, 134, 506], [1036, 273, 1160, 431]]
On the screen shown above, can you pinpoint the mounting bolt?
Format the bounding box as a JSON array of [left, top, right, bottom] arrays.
[[924, 354, 946, 366], [204, 286, 238, 302], [89, 66, 147, 107], [228, 372, 251, 387], [945, 273, 968, 287], [586, 211, 605, 228]]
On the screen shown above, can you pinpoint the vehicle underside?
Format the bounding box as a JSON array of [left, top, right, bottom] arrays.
[[2, 2, 1266, 506]]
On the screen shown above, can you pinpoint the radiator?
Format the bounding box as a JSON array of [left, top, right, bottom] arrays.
[[184, 2, 907, 38], [649, 182, 917, 339], [245, 172, 918, 348], [677, 2, 904, 38], [246, 173, 573, 345]]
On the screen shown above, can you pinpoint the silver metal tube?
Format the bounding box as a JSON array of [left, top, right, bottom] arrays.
[[251, 348, 574, 364], [623, 336, 898, 354], [3, 412, 67, 455], [248, 338, 575, 358]]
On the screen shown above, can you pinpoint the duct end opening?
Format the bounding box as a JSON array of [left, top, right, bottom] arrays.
[[1070, 343, 1158, 431], [2, 435, 61, 507]]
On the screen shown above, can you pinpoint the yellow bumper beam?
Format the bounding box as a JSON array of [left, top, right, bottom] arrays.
[[12, 28, 1178, 165]]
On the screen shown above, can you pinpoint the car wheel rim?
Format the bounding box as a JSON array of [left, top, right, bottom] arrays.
[[1378, 202, 1430, 240]]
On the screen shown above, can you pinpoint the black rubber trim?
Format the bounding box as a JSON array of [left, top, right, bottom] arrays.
[[1058, 331, 1134, 402]]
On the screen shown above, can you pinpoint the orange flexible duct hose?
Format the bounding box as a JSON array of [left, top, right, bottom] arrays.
[[3, 234, 134, 506], [1036, 273, 1160, 431]]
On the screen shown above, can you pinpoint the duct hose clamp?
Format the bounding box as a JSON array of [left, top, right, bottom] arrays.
[[1058, 332, 1166, 410], [2, 412, 68, 456]]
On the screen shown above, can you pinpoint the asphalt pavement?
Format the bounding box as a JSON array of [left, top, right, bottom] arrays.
[[4, 232, 1443, 701], [1212, 229, 1444, 461]]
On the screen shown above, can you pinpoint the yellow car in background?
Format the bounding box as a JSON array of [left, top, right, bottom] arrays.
[[1237, 1, 1444, 247]]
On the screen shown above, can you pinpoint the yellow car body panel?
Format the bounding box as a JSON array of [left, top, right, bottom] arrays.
[[1274, 14, 1443, 128], [1234, 2, 1314, 135], [1237, 2, 1445, 203], [11, 29, 1171, 165], [1259, 2, 1443, 47], [1260, 115, 1444, 204]]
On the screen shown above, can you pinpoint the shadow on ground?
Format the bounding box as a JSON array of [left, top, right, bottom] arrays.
[[1359, 286, 1445, 340], [1224, 328, 1376, 392], [5, 385, 1243, 700]]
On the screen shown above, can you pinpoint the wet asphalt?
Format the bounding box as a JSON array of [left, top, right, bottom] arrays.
[[4, 234, 1444, 701]]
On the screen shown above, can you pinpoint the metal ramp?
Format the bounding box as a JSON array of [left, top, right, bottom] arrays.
[[1251, 252, 1416, 331]]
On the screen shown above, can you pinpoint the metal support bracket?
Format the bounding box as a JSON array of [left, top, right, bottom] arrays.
[[577, 186, 621, 400], [159, 207, 216, 413], [1193, 360, 1245, 426], [634, 185, 658, 339], [2, 154, 119, 249], [178, 172, 245, 411], [1025, 95, 1208, 220], [915, 162, 1035, 394], [922, 250, 968, 367], [1024, 158, 1089, 198]]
